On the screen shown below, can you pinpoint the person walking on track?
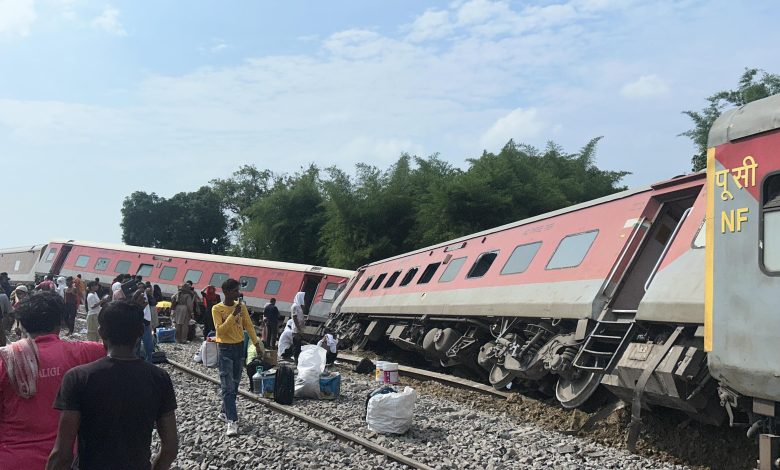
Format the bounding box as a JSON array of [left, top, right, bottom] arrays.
[[212, 278, 263, 436]]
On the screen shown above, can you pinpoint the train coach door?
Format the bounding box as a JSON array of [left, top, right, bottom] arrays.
[[50, 243, 73, 275], [300, 274, 322, 315], [571, 180, 703, 384], [607, 185, 702, 318]]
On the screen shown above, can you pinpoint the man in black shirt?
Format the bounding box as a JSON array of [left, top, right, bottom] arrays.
[[46, 301, 179, 470], [263, 297, 280, 349]]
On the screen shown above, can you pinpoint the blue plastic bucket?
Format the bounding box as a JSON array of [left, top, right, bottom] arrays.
[[319, 372, 341, 400], [261, 370, 276, 399]]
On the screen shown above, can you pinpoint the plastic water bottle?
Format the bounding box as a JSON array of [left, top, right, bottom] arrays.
[[252, 366, 264, 395]]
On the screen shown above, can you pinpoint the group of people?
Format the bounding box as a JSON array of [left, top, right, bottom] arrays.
[[0, 272, 342, 468], [0, 291, 178, 469], [0, 272, 106, 346]]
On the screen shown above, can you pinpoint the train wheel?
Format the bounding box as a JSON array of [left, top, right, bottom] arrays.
[[422, 328, 440, 357], [434, 328, 460, 356], [555, 371, 603, 409], [489, 363, 516, 389]]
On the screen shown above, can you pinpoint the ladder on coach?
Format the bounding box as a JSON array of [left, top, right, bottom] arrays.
[[572, 309, 637, 373]]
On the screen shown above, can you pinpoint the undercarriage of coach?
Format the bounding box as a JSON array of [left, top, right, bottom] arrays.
[[325, 312, 723, 426]]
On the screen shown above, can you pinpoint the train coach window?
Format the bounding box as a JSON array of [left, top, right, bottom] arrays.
[[546, 230, 599, 270], [239, 276, 257, 292], [399, 267, 419, 286], [438, 257, 467, 283], [159, 266, 178, 281], [210, 272, 230, 288], [264, 280, 281, 295], [762, 174, 780, 272], [371, 273, 387, 290], [323, 282, 340, 301], [417, 262, 441, 284], [94, 258, 110, 271], [74, 255, 90, 268], [184, 269, 202, 284], [501, 242, 542, 275], [136, 264, 154, 277], [467, 251, 499, 278], [45, 248, 57, 262], [359, 277, 374, 291], [384, 270, 402, 288], [114, 260, 131, 274]]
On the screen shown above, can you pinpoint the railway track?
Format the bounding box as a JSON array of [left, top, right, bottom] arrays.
[[336, 353, 511, 400], [164, 359, 433, 470]]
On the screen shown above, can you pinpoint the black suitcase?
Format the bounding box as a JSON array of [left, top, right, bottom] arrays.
[[274, 365, 295, 405]]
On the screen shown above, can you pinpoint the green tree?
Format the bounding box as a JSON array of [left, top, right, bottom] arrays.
[[416, 138, 628, 245], [210, 165, 273, 242], [240, 165, 326, 264], [120, 192, 167, 248], [681, 68, 780, 171], [120, 187, 229, 254], [166, 187, 230, 254]]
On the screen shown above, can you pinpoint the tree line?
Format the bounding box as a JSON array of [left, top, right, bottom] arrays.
[[121, 138, 628, 269], [121, 67, 779, 269]]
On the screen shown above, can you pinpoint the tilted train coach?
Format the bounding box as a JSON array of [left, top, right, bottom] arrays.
[[326, 94, 780, 464], [0, 240, 354, 328]]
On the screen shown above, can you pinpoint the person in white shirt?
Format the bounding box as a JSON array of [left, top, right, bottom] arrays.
[[86, 281, 107, 341], [290, 291, 306, 361], [277, 320, 295, 362], [317, 331, 338, 365]]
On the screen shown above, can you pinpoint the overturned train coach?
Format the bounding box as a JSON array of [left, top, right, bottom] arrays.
[[0, 240, 354, 330], [326, 93, 780, 458]]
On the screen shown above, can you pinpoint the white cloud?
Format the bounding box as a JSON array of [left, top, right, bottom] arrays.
[[406, 9, 452, 42], [480, 108, 547, 151], [340, 137, 425, 164], [91, 5, 125, 36], [620, 74, 670, 98], [0, 0, 36, 37]]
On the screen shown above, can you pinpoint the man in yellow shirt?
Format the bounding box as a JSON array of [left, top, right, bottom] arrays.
[[212, 278, 263, 437]]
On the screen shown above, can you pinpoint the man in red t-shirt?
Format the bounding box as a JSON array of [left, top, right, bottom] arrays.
[[0, 292, 105, 468]]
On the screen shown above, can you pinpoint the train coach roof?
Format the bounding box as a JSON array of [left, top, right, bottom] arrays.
[[0, 244, 47, 255], [708, 94, 780, 147], [363, 184, 653, 267], [49, 239, 355, 278]]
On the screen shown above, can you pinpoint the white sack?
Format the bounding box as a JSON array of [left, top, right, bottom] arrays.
[[294, 345, 327, 399], [366, 386, 418, 434], [201, 340, 219, 368]]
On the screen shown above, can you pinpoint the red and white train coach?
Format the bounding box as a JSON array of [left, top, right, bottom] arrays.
[[29, 240, 354, 325], [327, 169, 713, 424]]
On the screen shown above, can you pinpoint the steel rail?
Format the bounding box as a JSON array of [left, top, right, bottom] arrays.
[[165, 359, 433, 470], [337, 353, 511, 399]]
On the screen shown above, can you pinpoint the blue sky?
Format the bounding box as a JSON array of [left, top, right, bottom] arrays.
[[1, 0, 779, 248]]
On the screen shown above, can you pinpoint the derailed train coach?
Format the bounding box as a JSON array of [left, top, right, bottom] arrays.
[[3, 240, 354, 329], [326, 93, 780, 459], [328, 169, 713, 416], [707, 94, 780, 462], [0, 244, 48, 284]]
